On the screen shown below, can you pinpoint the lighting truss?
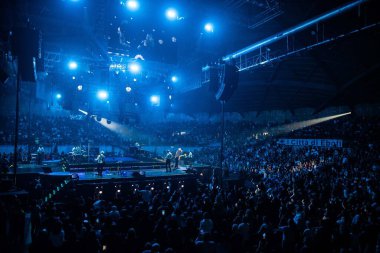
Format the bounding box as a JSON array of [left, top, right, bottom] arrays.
[[43, 49, 107, 74], [248, 0, 283, 30], [224, 0, 283, 30], [44, 51, 62, 73], [238, 23, 379, 72], [108, 51, 176, 78], [222, 0, 377, 72]]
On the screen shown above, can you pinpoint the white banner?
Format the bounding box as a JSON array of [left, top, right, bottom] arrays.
[[278, 138, 343, 148]]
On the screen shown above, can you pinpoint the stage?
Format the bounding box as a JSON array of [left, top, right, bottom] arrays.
[[4, 161, 202, 187], [14, 158, 166, 173], [2, 155, 241, 194], [45, 167, 190, 184], [1, 161, 244, 196]]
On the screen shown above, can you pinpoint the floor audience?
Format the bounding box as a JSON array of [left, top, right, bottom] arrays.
[[0, 115, 379, 252]]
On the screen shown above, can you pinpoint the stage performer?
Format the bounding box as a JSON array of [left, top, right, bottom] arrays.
[[188, 151, 193, 166], [174, 148, 182, 169], [96, 151, 105, 176], [36, 145, 44, 165], [165, 150, 173, 172]]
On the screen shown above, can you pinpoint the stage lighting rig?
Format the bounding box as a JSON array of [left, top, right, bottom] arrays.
[[204, 23, 214, 33], [165, 8, 184, 21], [150, 95, 160, 106], [97, 90, 109, 100], [128, 62, 141, 74], [126, 0, 139, 11], [68, 61, 78, 70]]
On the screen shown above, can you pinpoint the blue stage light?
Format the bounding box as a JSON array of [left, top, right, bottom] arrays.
[[204, 23, 214, 33], [166, 8, 178, 20], [150, 95, 160, 105], [171, 76, 178, 82], [126, 86, 132, 92], [77, 85, 83, 91], [97, 90, 109, 100], [126, 0, 139, 11], [129, 62, 141, 73], [56, 93, 62, 99], [68, 61, 78, 70]]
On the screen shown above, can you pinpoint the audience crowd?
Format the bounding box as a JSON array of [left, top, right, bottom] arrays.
[[0, 115, 379, 253], [0, 115, 124, 147]]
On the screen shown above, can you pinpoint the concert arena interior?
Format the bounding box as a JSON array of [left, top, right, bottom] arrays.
[[1, 0, 380, 252]]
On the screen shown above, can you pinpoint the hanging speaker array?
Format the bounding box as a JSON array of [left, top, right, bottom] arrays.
[[204, 63, 239, 102]]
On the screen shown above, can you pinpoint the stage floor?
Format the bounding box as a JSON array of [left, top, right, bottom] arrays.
[[13, 162, 166, 174], [1, 167, 195, 196], [48, 167, 188, 181]]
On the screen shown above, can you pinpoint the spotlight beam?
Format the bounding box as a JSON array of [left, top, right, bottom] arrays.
[[78, 109, 171, 145], [267, 112, 351, 137], [92, 116, 152, 141]]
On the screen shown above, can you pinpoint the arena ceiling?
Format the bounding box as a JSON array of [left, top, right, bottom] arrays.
[[1, 0, 379, 114]]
